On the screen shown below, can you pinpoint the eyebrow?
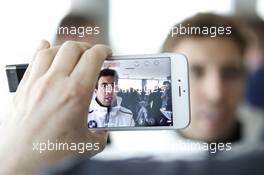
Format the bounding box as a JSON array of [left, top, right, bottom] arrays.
[[101, 82, 114, 86]]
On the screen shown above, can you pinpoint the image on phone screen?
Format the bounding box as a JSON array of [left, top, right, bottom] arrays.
[[87, 57, 173, 128]]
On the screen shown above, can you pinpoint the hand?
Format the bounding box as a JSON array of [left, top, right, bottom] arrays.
[[0, 40, 112, 175]]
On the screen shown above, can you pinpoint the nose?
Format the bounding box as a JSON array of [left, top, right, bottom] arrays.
[[105, 85, 114, 95], [203, 71, 224, 103]]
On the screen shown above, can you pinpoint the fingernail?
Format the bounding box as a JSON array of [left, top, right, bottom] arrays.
[[37, 40, 50, 50]]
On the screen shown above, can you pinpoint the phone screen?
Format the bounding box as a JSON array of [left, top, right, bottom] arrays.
[[87, 57, 173, 128]]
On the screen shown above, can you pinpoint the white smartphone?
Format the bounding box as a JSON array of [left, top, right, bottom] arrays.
[[87, 53, 190, 130], [6, 53, 190, 130]]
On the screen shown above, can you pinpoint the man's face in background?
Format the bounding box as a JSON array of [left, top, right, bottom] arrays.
[[95, 76, 118, 107], [173, 38, 245, 142]]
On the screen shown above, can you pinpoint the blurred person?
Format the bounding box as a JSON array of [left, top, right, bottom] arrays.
[[243, 17, 264, 111], [136, 100, 149, 126], [88, 69, 135, 128], [161, 81, 172, 111], [242, 17, 264, 140], [123, 88, 140, 116], [148, 86, 164, 125], [243, 17, 264, 73], [162, 13, 264, 147], [246, 67, 264, 111]]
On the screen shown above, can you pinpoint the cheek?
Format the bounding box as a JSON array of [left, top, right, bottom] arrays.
[[97, 90, 105, 99], [190, 80, 204, 106], [225, 83, 244, 108], [189, 81, 204, 125]]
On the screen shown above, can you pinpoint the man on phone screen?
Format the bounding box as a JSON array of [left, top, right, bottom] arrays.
[[87, 68, 135, 128]]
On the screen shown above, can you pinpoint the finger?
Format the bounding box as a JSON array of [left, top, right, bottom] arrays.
[[47, 41, 92, 76], [16, 40, 50, 91], [90, 129, 107, 135], [88, 130, 108, 152], [70, 44, 112, 91], [27, 46, 60, 83]]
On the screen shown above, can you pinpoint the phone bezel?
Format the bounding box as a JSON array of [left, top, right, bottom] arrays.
[[90, 53, 190, 130]]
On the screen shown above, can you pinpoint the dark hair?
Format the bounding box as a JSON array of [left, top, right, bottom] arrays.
[[96, 69, 119, 89], [163, 81, 171, 86], [58, 14, 97, 31], [54, 13, 104, 45], [162, 13, 247, 54]]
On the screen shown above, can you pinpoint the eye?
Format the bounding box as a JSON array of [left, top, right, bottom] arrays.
[[221, 67, 243, 80], [101, 83, 107, 88], [190, 66, 204, 79]]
